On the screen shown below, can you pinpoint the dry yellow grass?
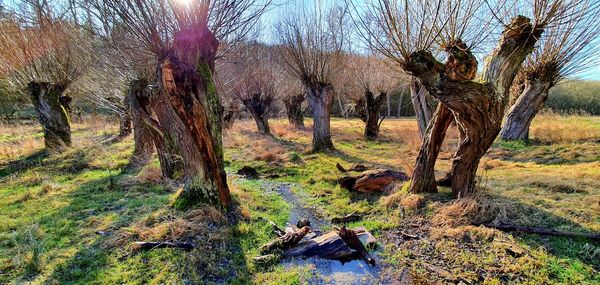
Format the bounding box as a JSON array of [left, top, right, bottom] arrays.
[[530, 112, 600, 143]]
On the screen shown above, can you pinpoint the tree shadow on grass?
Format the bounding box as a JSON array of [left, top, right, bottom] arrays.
[[0, 150, 48, 179], [37, 173, 249, 284]]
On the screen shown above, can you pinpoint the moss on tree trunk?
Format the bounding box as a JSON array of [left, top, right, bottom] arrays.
[[28, 82, 71, 153]]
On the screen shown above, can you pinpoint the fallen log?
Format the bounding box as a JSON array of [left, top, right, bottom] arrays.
[[132, 241, 195, 250], [331, 212, 362, 224], [338, 227, 376, 265], [478, 223, 600, 241], [339, 169, 410, 192], [284, 226, 377, 263]]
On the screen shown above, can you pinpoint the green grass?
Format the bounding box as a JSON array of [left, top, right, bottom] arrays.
[[0, 116, 599, 284]]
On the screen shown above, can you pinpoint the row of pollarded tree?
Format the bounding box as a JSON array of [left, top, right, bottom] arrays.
[[0, 0, 598, 210]]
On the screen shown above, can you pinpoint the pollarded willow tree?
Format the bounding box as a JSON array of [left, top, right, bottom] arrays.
[[346, 54, 398, 140], [101, 0, 269, 209], [357, 0, 580, 197], [0, 6, 94, 152], [281, 76, 305, 129], [225, 42, 280, 135], [500, 1, 600, 141], [275, 4, 348, 152]]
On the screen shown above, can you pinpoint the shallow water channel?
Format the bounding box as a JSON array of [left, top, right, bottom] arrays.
[[261, 180, 383, 284]]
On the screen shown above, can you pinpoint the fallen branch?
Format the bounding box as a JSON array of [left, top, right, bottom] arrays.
[[260, 226, 311, 254], [338, 227, 376, 266], [132, 241, 196, 250], [268, 220, 286, 237], [478, 223, 600, 241]]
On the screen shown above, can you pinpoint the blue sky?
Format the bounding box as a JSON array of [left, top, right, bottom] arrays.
[[267, 0, 600, 81]]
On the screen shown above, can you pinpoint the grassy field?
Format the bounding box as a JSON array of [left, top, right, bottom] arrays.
[[0, 114, 599, 284]]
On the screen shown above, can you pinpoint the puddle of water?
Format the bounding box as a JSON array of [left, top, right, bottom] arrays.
[[283, 257, 382, 285]]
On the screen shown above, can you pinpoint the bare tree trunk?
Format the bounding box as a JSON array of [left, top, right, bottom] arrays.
[[386, 92, 391, 118], [336, 92, 346, 119], [500, 80, 551, 141], [127, 83, 154, 169], [242, 94, 272, 135], [410, 79, 432, 138], [306, 83, 334, 152], [409, 104, 453, 193], [127, 80, 184, 179], [27, 82, 71, 152], [364, 91, 386, 140], [223, 107, 239, 130], [118, 96, 132, 137], [284, 94, 305, 129], [397, 91, 404, 117], [159, 28, 230, 208], [405, 16, 542, 197]]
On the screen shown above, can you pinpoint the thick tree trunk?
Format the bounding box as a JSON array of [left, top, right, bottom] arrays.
[[127, 84, 155, 169], [410, 79, 432, 138], [27, 82, 71, 152], [306, 83, 334, 152], [242, 94, 272, 135], [127, 80, 183, 179], [284, 94, 305, 129], [118, 96, 132, 137], [500, 80, 551, 141], [364, 91, 386, 140], [404, 16, 542, 197], [409, 104, 453, 193], [159, 27, 230, 208]]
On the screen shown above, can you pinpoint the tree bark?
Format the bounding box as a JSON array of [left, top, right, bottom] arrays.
[[500, 79, 551, 141], [126, 80, 184, 179], [284, 94, 305, 129], [118, 96, 132, 137], [27, 82, 71, 152], [364, 91, 387, 140], [409, 104, 453, 193], [410, 79, 432, 138], [127, 82, 154, 169], [306, 83, 334, 152], [158, 27, 230, 208], [242, 93, 272, 135], [404, 17, 542, 197]]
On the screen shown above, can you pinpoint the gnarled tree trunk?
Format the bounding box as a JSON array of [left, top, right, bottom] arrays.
[[364, 91, 387, 140], [284, 94, 305, 129], [127, 81, 154, 169], [409, 104, 453, 193], [242, 93, 273, 135], [127, 80, 184, 179], [27, 82, 71, 152], [158, 27, 230, 208], [306, 83, 334, 152], [406, 16, 542, 197], [500, 79, 551, 141]]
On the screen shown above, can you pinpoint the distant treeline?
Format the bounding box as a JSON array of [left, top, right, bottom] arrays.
[[546, 80, 600, 115], [2, 79, 599, 120]]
